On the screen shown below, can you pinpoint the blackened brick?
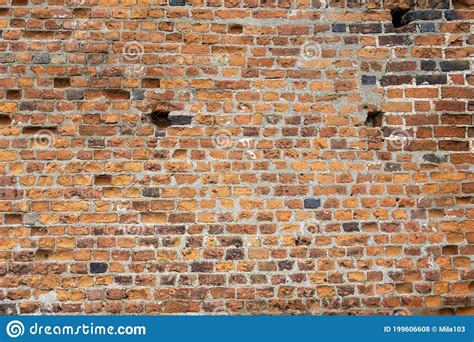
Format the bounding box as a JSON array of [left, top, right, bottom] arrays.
[[362, 75, 376, 85], [225, 248, 244, 260], [421, 60, 436, 71], [349, 23, 382, 34], [401, 10, 442, 26], [304, 198, 321, 209], [380, 75, 413, 86], [379, 35, 412, 46], [169, 115, 193, 125], [169, 0, 186, 5], [342, 222, 359, 232], [439, 60, 470, 72], [418, 22, 436, 32], [90, 262, 108, 274], [416, 74, 447, 85], [331, 23, 346, 33]]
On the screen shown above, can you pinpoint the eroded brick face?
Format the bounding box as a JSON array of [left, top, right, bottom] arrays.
[[0, 0, 473, 315]]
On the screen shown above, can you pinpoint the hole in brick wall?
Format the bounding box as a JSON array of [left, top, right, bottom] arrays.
[[142, 79, 160, 88], [365, 110, 384, 127], [11, 0, 27, 5], [35, 249, 51, 260], [6, 90, 21, 99], [442, 245, 458, 255], [172, 149, 187, 159], [94, 175, 112, 185], [149, 111, 171, 129], [103, 89, 130, 100], [22, 126, 58, 134], [391, 8, 411, 28], [5, 214, 22, 224], [54, 78, 71, 88], [453, 0, 473, 9], [73, 8, 91, 17], [228, 24, 243, 34], [0, 114, 11, 125]]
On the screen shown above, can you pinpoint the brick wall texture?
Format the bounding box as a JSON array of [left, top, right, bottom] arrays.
[[0, 0, 473, 315]]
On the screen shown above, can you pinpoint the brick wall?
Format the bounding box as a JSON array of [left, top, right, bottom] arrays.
[[0, 0, 473, 315]]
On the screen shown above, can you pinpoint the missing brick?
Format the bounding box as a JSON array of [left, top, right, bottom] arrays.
[[11, 0, 28, 5], [142, 79, 160, 88], [0, 114, 11, 125], [6, 90, 21, 99], [22, 126, 58, 134], [94, 175, 112, 185], [5, 214, 22, 224], [35, 249, 51, 260], [364, 110, 384, 127], [172, 149, 187, 159], [228, 24, 243, 34], [452, 0, 473, 9], [391, 8, 411, 28], [54, 78, 71, 88], [149, 110, 171, 129]]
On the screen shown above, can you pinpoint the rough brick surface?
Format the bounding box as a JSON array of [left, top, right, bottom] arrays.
[[0, 0, 473, 315]]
